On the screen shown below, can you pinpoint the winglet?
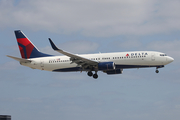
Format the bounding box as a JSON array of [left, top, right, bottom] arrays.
[[48, 38, 60, 50]]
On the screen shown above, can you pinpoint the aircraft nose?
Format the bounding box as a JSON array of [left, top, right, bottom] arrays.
[[167, 56, 174, 63]]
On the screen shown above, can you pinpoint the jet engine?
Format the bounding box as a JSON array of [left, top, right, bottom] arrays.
[[98, 62, 115, 70]]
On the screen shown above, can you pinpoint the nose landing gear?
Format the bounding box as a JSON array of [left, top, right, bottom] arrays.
[[155, 69, 159, 73], [155, 67, 159, 73]]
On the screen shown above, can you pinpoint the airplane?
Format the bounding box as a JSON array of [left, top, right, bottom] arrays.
[[7, 30, 174, 79]]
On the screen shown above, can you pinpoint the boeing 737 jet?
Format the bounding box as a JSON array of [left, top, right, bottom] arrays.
[[7, 30, 174, 79]]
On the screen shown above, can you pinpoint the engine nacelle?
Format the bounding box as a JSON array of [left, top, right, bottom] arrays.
[[106, 69, 123, 75], [98, 62, 115, 70]]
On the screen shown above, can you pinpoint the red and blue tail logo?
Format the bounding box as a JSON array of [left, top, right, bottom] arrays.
[[15, 30, 52, 59]]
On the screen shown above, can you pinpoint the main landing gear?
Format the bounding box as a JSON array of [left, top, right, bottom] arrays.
[[87, 71, 98, 79], [87, 71, 93, 76]]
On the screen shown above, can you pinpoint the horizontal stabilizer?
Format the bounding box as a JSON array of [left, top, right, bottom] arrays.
[[7, 55, 31, 63]]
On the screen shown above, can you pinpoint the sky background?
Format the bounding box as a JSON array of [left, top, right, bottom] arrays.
[[0, 0, 180, 120]]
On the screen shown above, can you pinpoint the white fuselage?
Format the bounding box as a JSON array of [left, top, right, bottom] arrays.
[[20, 51, 174, 72]]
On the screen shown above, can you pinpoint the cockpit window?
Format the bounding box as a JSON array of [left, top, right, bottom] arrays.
[[160, 54, 167, 56]]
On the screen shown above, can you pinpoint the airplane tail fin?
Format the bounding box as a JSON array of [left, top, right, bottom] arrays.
[[14, 30, 52, 59]]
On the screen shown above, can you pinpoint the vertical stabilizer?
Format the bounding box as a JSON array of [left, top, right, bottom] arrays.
[[14, 30, 52, 59]]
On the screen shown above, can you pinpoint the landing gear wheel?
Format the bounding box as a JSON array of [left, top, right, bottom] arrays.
[[87, 71, 93, 77], [156, 69, 159, 73], [93, 74, 98, 79]]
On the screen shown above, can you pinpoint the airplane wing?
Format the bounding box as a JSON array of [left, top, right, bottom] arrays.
[[49, 38, 98, 68], [7, 55, 31, 63]]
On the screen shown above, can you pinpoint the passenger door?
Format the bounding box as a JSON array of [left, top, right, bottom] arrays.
[[151, 53, 155, 61], [40, 60, 44, 70]]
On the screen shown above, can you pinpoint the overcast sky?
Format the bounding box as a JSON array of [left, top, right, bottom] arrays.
[[0, 0, 180, 120]]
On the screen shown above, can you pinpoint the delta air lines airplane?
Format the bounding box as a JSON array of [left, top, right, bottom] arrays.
[[7, 30, 174, 79]]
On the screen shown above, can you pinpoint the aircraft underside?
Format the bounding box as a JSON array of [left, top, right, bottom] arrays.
[[52, 64, 165, 79], [52, 65, 164, 72]]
